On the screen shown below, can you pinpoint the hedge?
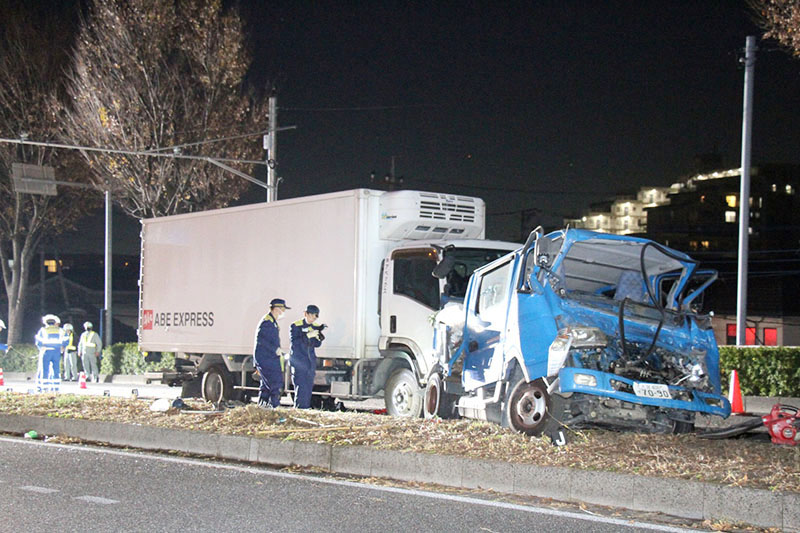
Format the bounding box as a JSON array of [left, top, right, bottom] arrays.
[[1, 345, 39, 373], [719, 346, 800, 397], [1, 343, 174, 376], [99, 343, 175, 376]]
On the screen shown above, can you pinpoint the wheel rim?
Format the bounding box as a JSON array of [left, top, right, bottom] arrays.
[[513, 386, 547, 429], [205, 373, 223, 403], [425, 377, 440, 416], [392, 381, 413, 415]]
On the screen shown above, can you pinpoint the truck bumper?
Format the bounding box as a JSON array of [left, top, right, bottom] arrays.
[[558, 367, 731, 418]]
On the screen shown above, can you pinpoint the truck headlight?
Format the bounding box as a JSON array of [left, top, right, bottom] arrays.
[[570, 327, 607, 348], [574, 373, 597, 387]]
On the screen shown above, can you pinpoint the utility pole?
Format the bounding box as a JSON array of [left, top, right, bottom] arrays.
[[736, 35, 756, 346], [266, 88, 278, 202]]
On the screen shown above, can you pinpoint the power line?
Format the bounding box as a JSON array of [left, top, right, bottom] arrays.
[[280, 103, 436, 112], [0, 138, 267, 166]]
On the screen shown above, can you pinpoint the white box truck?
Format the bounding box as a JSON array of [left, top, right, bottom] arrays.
[[138, 188, 518, 416]]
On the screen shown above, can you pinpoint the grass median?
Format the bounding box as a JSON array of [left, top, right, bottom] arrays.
[[1, 391, 797, 494]]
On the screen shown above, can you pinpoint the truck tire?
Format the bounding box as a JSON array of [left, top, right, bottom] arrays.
[[202, 366, 233, 404], [423, 371, 458, 419], [385, 368, 423, 418], [502, 371, 555, 436]]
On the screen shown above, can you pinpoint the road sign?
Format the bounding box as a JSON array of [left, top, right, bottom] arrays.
[[11, 163, 57, 196]]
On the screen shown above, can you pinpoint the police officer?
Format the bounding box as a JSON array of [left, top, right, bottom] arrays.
[[62, 323, 78, 381], [253, 298, 289, 408], [78, 322, 103, 383], [290, 304, 325, 409], [35, 314, 67, 393]]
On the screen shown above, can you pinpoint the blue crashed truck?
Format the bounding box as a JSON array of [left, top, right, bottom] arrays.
[[425, 228, 731, 438]]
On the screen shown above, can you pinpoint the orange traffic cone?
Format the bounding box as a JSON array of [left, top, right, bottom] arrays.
[[728, 369, 745, 415], [79, 371, 87, 390], [0, 367, 4, 386]]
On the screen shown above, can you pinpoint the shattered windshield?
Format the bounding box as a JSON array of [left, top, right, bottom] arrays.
[[443, 248, 514, 298], [558, 238, 689, 310]]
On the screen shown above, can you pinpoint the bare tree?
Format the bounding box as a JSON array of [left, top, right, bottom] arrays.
[[64, 0, 267, 219], [749, 0, 800, 57], [0, 2, 94, 344]]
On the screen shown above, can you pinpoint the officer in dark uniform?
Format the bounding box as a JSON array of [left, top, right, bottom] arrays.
[[289, 304, 325, 409], [253, 298, 289, 408]]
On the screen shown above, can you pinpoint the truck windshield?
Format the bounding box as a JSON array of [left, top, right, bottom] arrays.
[[444, 248, 514, 298]]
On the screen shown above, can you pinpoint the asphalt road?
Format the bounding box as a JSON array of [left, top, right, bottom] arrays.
[[0, 437, 699, 533]]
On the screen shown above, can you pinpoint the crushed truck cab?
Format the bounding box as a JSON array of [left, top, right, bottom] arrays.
[[430, 228, 730, 436]]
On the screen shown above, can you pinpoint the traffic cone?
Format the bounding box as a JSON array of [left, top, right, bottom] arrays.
[[728, 369, 745, 415], [0, 367, 4, 386], [79, 371, 87, 389]]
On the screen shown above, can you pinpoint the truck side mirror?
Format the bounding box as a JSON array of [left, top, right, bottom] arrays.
[[432, 255, 456, 279]]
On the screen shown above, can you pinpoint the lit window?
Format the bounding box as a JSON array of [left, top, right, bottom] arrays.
[[690, 240, 698, 250], [725, 195, 737, 208], [787, 184, 794, 195], [758, 197, 763, 208], [727, 324, 756, 345], [764, 328, 777, 346], [771, 184, 777, 192], [700, 195, 705, 203], [701, 240, 710, 249], [43, 259, 58, 273], [725, 211, 736, 223]]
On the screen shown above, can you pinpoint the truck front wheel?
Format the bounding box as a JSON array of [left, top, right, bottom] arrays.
[[202, 366, 233, 404], [423, 371, 458, 419], [503, 375, 553, 436], [385, 368, 423, 418]]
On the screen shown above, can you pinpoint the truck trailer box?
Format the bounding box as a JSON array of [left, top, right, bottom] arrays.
[[139, 189, 390, 358]]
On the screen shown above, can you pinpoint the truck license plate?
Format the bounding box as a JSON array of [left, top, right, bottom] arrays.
[[633, 382, 672, 400]]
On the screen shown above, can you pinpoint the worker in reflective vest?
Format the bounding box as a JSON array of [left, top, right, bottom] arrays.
[[78, 322, 103, 383], [253, 298, 289, 408], [290, 304, 325, 409], [62, 323, 78, 381], [35, 314, 68, 392]]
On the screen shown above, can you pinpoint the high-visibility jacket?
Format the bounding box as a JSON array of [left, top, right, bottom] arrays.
[[78, 330, 103, 358]]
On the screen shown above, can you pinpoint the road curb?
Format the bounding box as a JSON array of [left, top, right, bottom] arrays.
[[0, 413, 796, 531]]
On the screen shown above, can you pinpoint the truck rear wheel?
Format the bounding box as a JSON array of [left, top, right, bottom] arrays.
[[385, 368, 423, 418], [202, 366, 233, 404]]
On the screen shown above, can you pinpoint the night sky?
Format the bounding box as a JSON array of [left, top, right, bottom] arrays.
[[235, 0, 800, 241]]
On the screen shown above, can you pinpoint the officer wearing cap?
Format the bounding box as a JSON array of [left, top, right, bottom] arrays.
[[253, 298, 289, 408], [290, 304, 325, 409], [35, 314, 68, 392]]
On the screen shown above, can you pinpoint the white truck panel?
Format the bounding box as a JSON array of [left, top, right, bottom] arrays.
[[139, 189, 387, 357]]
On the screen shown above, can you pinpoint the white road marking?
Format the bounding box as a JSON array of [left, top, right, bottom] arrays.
[[19, 485, 59, 494], [1, 436, 692, 532], [74, 495, 118, 505]]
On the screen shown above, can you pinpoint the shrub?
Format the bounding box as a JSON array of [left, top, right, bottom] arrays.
[[719, 346, 800, 397], [99, 343, 175, 376], [1, 344, 39, 372]]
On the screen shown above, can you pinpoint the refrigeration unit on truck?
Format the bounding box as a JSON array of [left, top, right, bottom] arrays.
[[138, 188, 518, 415], [426, 228, 731, 437]]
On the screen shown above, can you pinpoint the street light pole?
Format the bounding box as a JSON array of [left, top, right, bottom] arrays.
[[103, 186, 113, 347], [266, 90, 278, 203], [736, 35, 756, 346]]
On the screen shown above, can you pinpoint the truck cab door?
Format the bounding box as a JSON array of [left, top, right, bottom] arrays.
[[461, 257, 515, 390], [381, 248, 440, 364]]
